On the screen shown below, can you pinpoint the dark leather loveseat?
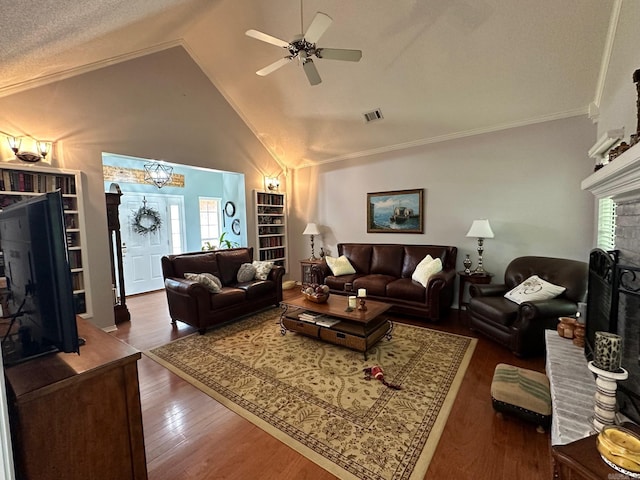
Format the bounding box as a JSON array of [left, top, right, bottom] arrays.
[[313, 243, 457, 321], [161, 247, 285, 334], [468, 256, 588, 357]]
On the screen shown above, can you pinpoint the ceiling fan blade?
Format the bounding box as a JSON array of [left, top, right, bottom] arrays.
[[256, 57, 292, 76], [302, 59, 322, 86], [304, 12, 332, 44], [245, 29, 290, 48], [316, 48, 362, 62]]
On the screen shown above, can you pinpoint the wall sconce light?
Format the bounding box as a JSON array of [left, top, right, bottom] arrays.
[[7, 136, 52, 163], [144, 161, 173, 188], [36, 140, 51, 159], [265, 176, 280, 191]]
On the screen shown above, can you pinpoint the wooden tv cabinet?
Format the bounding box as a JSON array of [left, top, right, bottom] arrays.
[[4, 317, 147, 480]]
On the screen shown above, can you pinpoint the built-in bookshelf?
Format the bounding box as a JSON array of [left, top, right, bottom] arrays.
[[254, 190, 287, 272], [0, 163, 90, 317]]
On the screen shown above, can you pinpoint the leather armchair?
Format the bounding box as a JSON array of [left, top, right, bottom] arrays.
[[468, 256, 588, 357]]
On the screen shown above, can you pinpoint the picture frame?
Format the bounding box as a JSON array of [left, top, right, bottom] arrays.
[[367, 188, 424, 233]]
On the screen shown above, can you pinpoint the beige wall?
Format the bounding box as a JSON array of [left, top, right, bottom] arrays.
[[0, 46, 281, 329], [290, 115, 596, 305]]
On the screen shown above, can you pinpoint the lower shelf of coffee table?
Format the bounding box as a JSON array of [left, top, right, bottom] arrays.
[[282, 310, 390, 354]]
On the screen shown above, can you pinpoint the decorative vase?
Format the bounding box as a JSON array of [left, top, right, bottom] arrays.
[[463, 255, 472, 274]]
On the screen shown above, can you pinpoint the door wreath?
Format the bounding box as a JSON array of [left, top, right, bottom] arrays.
[[131, 200, 162, 235]]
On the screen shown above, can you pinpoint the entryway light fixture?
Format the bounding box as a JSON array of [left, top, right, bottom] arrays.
[[466, 219, 494, 274], [144, 161, 173, 188], [6, 135, 52, 162]]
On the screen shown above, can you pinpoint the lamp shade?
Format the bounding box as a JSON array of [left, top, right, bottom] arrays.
[[303, 223, 320, 235], [466, 219, 494, 239]]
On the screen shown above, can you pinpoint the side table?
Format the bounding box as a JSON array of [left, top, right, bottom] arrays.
[[552, 423, 640, 479], [300, 259, 323, 285], [457, 271, 493, 309]]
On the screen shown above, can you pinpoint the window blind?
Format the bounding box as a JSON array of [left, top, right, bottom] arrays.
[[597, 197, 616, 251]]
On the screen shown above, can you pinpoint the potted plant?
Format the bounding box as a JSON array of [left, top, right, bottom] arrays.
[[201, 232, 240, 251]]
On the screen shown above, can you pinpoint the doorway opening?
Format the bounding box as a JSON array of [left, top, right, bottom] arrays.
[[102, 153, 247, 297]]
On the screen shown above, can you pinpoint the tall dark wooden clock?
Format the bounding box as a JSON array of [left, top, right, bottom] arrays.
[[106, 183, 130, 324]]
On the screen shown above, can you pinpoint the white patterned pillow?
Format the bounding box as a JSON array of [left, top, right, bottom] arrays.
[[325, 255, 356, 276], [184, 272, 222, 293], [411, 255, 443, 288], [237, 263, 257, 283], [504, 275, 566, 305], [252, 260, 274, 280]]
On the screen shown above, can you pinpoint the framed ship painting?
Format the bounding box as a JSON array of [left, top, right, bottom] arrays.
[[367, 189, 424, 233]]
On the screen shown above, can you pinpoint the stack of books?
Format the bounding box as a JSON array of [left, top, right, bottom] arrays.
[[297, 312, 341, 328], [298, 312, 324, 323]]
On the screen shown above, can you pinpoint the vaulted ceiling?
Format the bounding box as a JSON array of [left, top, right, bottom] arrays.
[[0, 0, 615, 169]]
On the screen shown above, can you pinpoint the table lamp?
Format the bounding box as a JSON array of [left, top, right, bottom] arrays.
[[303, 223, 320, 260], [466, 219, 494, 274]]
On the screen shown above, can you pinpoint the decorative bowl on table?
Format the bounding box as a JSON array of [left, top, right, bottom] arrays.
[[596, 425, 640, 477], [302, 284, 330, 303]]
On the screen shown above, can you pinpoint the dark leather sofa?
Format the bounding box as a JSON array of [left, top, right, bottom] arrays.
[[313, 243, 457, 321], [468, 256, 588, 357], [161, 247, 285, 334]]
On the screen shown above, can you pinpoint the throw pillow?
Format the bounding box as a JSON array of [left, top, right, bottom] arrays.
[[325, 255, 356, 276], [252, 260, 274, 280], [184, 272, 222, 293], [237, 263, 257, 283], [504, 275, 566, 305], [411, 255, 443, 288]]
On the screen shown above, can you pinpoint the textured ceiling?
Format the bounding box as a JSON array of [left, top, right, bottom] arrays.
[[0, 0, 614, 169]]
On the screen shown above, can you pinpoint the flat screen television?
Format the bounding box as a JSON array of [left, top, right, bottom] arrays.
[[0, 190, 80, 365]]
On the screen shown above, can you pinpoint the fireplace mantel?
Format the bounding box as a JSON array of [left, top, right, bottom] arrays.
[[581, 143, 640, 203]]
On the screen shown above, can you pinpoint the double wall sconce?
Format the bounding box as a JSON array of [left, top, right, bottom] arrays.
[[7, 136, 52, 163], [144, 161, 174, 188], [264, 176, 280, 191]]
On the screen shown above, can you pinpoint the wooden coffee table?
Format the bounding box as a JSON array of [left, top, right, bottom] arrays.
[[280, 294, 393, 360]]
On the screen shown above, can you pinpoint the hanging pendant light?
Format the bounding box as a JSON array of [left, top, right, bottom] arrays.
[[144, 161, 173, 188]]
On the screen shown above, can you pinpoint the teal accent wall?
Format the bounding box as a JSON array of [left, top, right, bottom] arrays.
[[102, 153, 246, 252]]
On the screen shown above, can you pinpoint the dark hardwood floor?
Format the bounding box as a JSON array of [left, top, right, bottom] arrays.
[[114, 289, 551, 479]]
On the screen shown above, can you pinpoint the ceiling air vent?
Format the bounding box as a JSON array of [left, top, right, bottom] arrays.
[[363, 108, 383, 123]]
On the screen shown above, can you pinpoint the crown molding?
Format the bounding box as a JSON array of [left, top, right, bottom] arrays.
[[0, 39, 184, 99], [295, 107, 589, 169], [590, 0, 623, 119]]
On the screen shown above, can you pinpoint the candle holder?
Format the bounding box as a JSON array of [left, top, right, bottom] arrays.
[[346, 295, 357, 312], [594, 331, 623, 372], [358, 298, 367, 311], [588, 361, 628, 433]]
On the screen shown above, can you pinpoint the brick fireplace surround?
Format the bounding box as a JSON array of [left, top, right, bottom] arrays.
[[582, 142, 640, 418]]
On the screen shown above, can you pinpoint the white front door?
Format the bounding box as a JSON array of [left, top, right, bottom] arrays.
[[120, 193, 184, 295]]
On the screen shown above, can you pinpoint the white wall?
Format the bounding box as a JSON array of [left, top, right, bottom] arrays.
[[290, 116, 596, 305]]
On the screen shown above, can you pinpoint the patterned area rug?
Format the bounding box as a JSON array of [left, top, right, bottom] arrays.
[[146, 308, 476, 480]]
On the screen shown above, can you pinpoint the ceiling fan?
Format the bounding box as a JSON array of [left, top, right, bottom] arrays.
[[245, 9, 362, 86]]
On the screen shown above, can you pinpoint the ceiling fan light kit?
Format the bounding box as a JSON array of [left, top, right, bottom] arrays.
[[246, 10, 362, 86]]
